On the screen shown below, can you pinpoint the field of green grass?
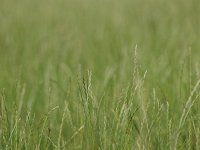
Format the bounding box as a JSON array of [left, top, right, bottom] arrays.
[[1, 0, 200, 149]]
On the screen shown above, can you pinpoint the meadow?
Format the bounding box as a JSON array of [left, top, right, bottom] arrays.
[[0, 0, 200, 149]]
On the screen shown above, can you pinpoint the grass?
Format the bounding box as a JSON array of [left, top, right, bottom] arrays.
[[0, 0, 200, 149]]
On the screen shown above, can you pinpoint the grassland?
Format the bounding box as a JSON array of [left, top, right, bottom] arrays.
[[1, 0, 200, 149]]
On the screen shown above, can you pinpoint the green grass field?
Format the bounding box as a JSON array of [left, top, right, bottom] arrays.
[[1, 0, 200, 149]]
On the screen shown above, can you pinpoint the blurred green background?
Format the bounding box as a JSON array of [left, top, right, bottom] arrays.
[[1, 0, 200, 100]]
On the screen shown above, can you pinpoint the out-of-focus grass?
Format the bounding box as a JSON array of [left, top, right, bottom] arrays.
[[0, 0, 200, 149]]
